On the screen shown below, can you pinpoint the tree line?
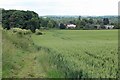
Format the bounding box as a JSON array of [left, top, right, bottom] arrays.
[[59, 16, 119, 29], [1, 9, 119, 32], [2, 9, 58, 32]]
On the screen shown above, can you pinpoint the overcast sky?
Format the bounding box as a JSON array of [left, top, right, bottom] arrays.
[[0, 0, 119, 16]]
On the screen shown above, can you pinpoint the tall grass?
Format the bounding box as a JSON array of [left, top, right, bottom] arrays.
[[32, 30, 118, 78], [2, 29, 46, 78], [2, 29, 118, 78]]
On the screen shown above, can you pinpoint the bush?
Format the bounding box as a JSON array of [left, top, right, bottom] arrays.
[[12, 28, 19, 33], [22, 29, 32, 35], [12, 28, 32, 35], [35, 29, 43, 35]]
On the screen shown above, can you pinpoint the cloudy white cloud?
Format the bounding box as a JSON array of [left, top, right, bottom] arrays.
[[0, 0, 119, 16]]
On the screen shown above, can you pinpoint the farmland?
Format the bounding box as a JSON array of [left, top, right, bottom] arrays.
[[2, 28, 118, 78]]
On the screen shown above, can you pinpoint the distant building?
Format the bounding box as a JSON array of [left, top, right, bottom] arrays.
[[104, 25, 114, 29], [94, 25, 114, 29], [66, 24, 76, 29]]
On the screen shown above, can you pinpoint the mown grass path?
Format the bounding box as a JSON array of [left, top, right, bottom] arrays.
[[17, 52, 46, 78]]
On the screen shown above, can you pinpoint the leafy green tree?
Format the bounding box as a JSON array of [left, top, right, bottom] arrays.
[[26, 18, 39, 33], [47, 21, 53, 28], [78, 16, 81, 20], [2, 9, 40, 32], [60, 23, 66, 29], [112, 22, 119, 29], [2, 9, 16, 29], [81, 19, 87, 26], [96, 19, 102, 25], [51, 20, 58, 28], [9, 11, 25, 28], [88, 18, 94, 24], [75, 20, 81, 29], [103, 18, 109, 25], [40, 18, 49, 28], [2, 20, 10, 30]]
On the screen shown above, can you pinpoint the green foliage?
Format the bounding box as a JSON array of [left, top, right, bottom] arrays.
[[2, 9, 118, 30], [103, 18, 109, 25], [47, 21, 54, 28], [35, 29, 43, 35], [39, 17, 58, 29], [59, 23, 66, 29], [88, 18, 94, 24], [2, 9, 40, 32], [25, 18, 39, 33], [11, 28, 32, 35]]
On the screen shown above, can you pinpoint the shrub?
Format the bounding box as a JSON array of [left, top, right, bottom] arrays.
[[22, 29, 32, 35], [12, 28, 32, 35], [35, 29, 43, 35]]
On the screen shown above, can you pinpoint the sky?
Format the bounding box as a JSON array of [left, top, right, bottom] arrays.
[[0, 0, 119, 16]]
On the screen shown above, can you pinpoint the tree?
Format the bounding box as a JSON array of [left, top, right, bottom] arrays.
[[2, 9, 16, 29], [26, 18, 39, 33], [47, 21, 53, 28], [2, 20, 10, 30], [75, 20, 81, 29], [96, 19, 102, 25], [40, 18, 49, 28], [78, 16, 81, 20], [81, 19, 87, 26], [88, 18, 94, 24], [9, 11, 25, 28], [51, 20, 58, 28], [69, 21, 75, 24], [112, 22, 119, 29], [2, 9, 40, 32], [59, 23, 66, 29], [103, 18, 109, 25]]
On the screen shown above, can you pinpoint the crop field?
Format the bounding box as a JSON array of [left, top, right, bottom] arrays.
[[32, 30, 118, 78], [2, 28, 118, 78]]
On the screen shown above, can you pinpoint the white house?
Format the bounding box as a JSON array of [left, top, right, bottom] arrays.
[[94, 25, 115, 29], [66, 24, 76, 29], [104, 25, 114, 29]]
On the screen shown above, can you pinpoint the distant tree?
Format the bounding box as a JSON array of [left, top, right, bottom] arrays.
[[78, 16, 81, 20], [51, 20, 58, 28], [112, 22, 119, 29], [81, 19, 87, 26], [69, 21, 75, 24], [40, 18, 49, 28], [96, 19, 102, 25], [59, 23, 66, 29], [88, 18, 94, 24], [47, 21, 53, 28], [74, 16, 82, 29], [75, 20, 81, 29], [103, 18, 109, 25]]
